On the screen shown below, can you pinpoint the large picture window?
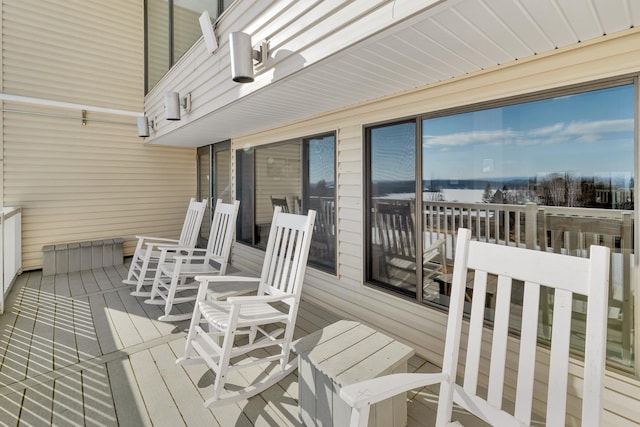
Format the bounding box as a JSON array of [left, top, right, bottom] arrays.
[[365, 81, 636, 370], [236, 133, 337, 272]]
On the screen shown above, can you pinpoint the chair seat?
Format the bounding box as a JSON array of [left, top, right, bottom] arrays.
[[159, 261, 220, 276], [199, 300, 289, 329], [136, 247, 178, 261]]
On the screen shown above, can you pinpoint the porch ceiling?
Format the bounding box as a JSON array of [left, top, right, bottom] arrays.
[[150, 0, 639, 148]]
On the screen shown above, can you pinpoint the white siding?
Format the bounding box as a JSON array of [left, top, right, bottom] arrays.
[[230, 28, 640, 426], [1, 0, 196, 270], [142, 0, 441, 145]]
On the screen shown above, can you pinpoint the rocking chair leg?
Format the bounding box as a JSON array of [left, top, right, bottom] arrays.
[[133, 251, 152, 294], [213, 324, 237, 401]]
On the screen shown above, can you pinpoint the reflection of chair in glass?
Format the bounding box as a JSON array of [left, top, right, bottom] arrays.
[[124, 198, 208, 297], [270, 196, 290, 213], [309, 197, 336, 260], [341, 228, 610, 427], [540, 211, 633, 362], [423, 238, 447, 281], [176, 207, 316, 407], [144, 200, 240, 322], [374, 202, 417, 290]]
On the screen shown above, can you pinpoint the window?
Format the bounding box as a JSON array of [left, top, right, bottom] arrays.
[[366, 121, 417, 297], [145, 0, 234, 92], [365, 81, 636, 370], [197, 142, 231, 245], [236, 133, 337, 272]]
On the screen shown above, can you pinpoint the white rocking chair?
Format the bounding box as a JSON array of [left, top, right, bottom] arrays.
[[176, 207, 316, 407], [144, 200, 240, 322], [341, 228, 609, 427], [124, 198, 207, 297]]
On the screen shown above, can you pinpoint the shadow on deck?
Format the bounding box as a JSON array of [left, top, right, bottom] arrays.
[[0, 262, 483, 426]]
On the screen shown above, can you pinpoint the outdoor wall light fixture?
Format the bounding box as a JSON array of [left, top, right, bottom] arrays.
[[199, 11, 218, 53], [229, 31, 268, 83], [164, 91, 192, 121], [136, 116, 154, 137]]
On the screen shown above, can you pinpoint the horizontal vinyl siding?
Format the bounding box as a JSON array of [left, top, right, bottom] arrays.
[[2, 0, 196, 270], [144, 0, 435, 143], [230, 28, 640, 426]]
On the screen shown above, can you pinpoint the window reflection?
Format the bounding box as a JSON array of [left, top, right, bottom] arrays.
[[367, 121, 417, 296], [365, 83, 636, 370], [145, 1, 233, 92], [307, 135, 336, 270], [235, 133, 336, 272]]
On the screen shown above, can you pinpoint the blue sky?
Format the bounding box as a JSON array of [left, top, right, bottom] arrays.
[[421, 84, 634, 182]]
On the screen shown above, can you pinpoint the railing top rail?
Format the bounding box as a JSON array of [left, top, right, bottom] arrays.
[[538, 205, 631, 219]]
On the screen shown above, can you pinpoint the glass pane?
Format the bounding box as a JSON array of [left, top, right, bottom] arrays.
[[367, 122, 417, 296], [173, 0, 210, 63], [421, 84, 635, 369], [214, 149, 231, 204], [146, 0, 170, 90], [255, 143, 302, 248], [236, 148, 254, 244], [307, 134, 336, 271], [197, 146, 211, 244]]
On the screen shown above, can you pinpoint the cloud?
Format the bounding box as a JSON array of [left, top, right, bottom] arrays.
[[422, 118, 633, 149]]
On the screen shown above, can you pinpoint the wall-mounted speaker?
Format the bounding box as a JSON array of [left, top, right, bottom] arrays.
[[199, 11, 218, 53]]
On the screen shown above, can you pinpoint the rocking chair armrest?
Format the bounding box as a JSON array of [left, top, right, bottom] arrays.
[[339, 372, 447, 409], [173, 254, 224, 263], [136, 236, 179, 244], [226, 294, 293, 306], [143, 241, 183, 251], [195, 275, 261, 285]]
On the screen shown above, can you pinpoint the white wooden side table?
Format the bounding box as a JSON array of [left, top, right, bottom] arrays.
[[293, 320, 415, 427]]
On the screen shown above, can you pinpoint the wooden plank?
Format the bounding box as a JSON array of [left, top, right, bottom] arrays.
[[82, 364, 119, 427], [80, 270, 101, 295], [53, 294, 80, 370], [319, 331, 394, 381], [128, 349, 185, 427], [149, 343, 220, 426], [88, 294, 120, 355], [51, 371, 84, 426], [53, 273, 71, 298], [0, 390, 23, 427], [73, 296, 102, 361], [106, 358, 153, 427], [102, 290, 143, 349], [166, 339, 253, 427], [293, 320, 361, 356], [92, 268, 118, 292], [115, 288, 163, 343], [19, 380, 54, 426], [335, 340, 414, 386], [68, 271, 88, 297]]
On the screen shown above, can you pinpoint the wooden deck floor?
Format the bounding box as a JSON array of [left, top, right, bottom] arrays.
[[0, 262, 486, 427]]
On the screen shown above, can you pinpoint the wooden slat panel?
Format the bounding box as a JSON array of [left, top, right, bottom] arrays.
[[546, 288, 573, 426]]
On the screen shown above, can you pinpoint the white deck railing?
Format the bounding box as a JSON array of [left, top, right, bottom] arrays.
[[1, 207, 22, 314]]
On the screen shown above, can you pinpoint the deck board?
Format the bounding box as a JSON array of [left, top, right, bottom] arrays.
[[0, 261, 461, 427]]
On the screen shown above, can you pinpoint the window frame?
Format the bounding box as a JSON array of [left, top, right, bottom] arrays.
[[363, 76, 639, 373]]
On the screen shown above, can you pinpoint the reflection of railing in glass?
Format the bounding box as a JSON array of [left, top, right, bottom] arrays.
[[419, 199, 634, 370], [308, 196, 336, 268]]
